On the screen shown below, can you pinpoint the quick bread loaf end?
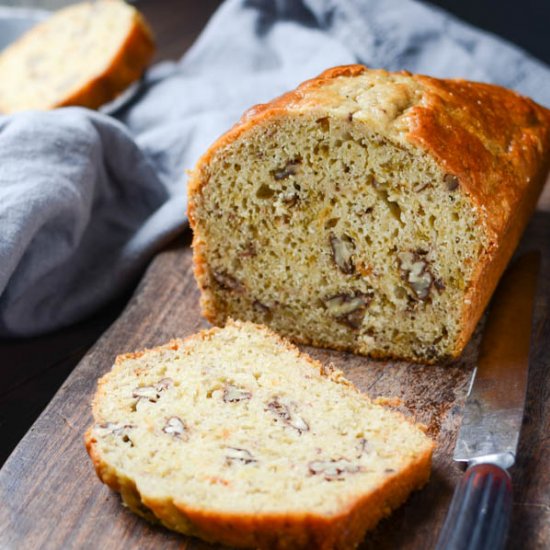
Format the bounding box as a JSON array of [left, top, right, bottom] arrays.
[[188, 65, 550, 363]]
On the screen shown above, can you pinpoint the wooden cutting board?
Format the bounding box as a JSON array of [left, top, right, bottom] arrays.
[[1, 190, 550, 549]]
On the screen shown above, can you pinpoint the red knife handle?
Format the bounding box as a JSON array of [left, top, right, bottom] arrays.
[[435, 463, 513, 550]]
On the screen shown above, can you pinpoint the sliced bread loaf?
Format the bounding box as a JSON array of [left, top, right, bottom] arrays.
[[188, 65, 550, 363], [0, 0, 154, 113], [85, 321, 434, 549]]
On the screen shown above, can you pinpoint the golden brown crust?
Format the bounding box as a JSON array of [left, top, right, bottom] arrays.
[[452, 165, 548, 357], [405, 74, 550, 355], [409, 76, 550, 234], [190, 64, 550, 236], [86, 437, 432, 550], [188, 65, 550, 363], [85, 320, 434, 549], [169, 450, 431, 550]]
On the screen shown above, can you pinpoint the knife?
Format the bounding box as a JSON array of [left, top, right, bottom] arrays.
[[435, 251, 540, 550]]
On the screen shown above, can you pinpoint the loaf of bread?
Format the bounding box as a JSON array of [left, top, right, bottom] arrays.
[[85, 321, 434, 549], [188, 65, 550, 363], [0, 1, 154, 114]]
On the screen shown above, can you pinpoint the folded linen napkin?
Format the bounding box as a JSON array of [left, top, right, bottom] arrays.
[[1, 0, 549, 337]]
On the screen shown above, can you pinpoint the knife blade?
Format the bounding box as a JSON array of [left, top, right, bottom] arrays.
[[435, 251, 540, 550]]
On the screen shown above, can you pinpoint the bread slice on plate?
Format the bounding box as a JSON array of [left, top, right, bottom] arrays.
[[86, 321, 434, 549], [188, 65, 550, 363], [0, 0, 154, 114]]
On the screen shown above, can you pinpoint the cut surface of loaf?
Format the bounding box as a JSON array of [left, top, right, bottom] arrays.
[[86, 321, 434, 549], [0, 0, 154, 114], [188, 65, 550, 363]]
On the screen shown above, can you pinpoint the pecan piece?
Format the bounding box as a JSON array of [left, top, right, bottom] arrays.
[[225, 447, 257, 465], [163, 416, 187, 439], [280, 191, 299, 206], [444, 173, 459, 191], [290, 414, 309, 433], [97, 422, 134, 434], [97, 423, 135, 446], [273, 159, 301, 180], [156, 378, 173, 391], [96, 422, 120, 433], [329, 233, 356, 274], [212, 270, 242, 292], [308, 458, 362, 481], [239, 242, 257, 258], [253, 299, 274, 322], [267, 399, 309, 434], [132, 385, 160, 402], [133, 378, 173, 409], [398, 251, 434, 300], [267, 399, 291, 422], [253, 300, 270, 315], [323, 292, 371, 329], [223, 385, 252, 403]]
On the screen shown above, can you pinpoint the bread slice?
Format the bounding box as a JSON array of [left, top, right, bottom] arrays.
[[85, 321, 434, 549], [0, 0, 154, 114], [188, 65, 550, 364]]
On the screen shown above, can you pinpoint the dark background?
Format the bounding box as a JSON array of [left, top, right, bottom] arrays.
[[427, 0, 550, 65], [1, 0, 549, 464]]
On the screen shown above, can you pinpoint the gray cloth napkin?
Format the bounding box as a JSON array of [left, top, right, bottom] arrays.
[[1, 0, 550, 337]]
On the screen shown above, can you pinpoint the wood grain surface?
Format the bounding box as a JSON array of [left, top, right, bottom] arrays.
[[1, 183, 549, 549]]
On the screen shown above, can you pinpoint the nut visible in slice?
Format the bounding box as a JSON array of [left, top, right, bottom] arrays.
[[330, 233, 356, 274], [223, 385, 252, 403], [225, 447, 257, 465], [163, 416, 187, 439], [398, 251, 434, 301], [444, 174, 459, 191], [132, 385, 160, 402], [212, 270, 243, 292], [95, 423, 135, 446], [133, 377, 173, 410], [266, 398, 309, 434], [273, 160, 301, 180], [323, 292, 371, 329], [308, 458, 363, 481]]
